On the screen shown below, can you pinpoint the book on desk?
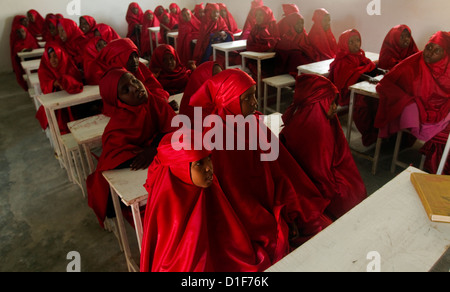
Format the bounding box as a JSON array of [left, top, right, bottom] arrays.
[[410, 172, 450, 223]]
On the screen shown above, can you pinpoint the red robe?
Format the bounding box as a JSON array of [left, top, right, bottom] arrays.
[[86, 68, 176, 227], [308, 8, 338, 60], [26, 9, 45, 38], [280, 74, 367, 220], [83, 36, 106, 85], [80, 15, 120, 42], [218, 3, 241, 34], [125, 2, 143, 46], [169, 3, 181, 24], [42, 14, 61, 43], [140, 131, 271, 272], [140, 10, 161, 57], [241, 0, 264, 40], [246, 6, 279, 52], [159, 11, 178, 45], [189, 69, 332, 263], [150, 44, 192, 95], [177, 9, 200, 64], [58, 18, 88, 68]]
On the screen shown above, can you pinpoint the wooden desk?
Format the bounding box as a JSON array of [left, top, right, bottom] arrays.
[[148, 27, 160, 55], [102, 168, 148, 272], [266, 166, 450, 272], [212, 40, 247, 69], [166, 31, 179, 49], [17, 47, 45, 62], [21, 58, 41, 77], [28, 72, 42, 110], [37, 86, 101, 169], [240, 51, 277, 109], [169, 93, 183, 114]]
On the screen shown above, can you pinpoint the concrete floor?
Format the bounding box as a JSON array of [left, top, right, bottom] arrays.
[[0, 72, 447, 272]]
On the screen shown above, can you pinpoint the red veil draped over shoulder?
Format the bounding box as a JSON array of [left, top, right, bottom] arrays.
[[58, 18, 88, 67], [140, 130, 270, 272], [189, 69, 331, 264], [378, 24, 419, 70], [280, 74, 367, 219], [308, 8, 338, 60], [218, 3, 241, 34], [177, 8, 200, 64], [150, 44, 192, 95], [83, 36, 107, 85], [79, 15, 120, 42], [125, 2, 143, 43], [27, 9, 45, 38], [140, 10, 160, 57], [247, 6, 279, 52], [241, 0, 264, 40], [86, 69, 176, 227]]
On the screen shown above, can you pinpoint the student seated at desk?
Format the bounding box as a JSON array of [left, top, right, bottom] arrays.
[[83, 36, 108, 85], [280, 74, 367, 220], [189, 69, 332, 261], [375, 31, 450, 174], [35, 43, 83, 134], [329, 29, 384, 146], [79, 15, 120, 43], [125, 2, 144, 49], [57, 18, 88, 69], [10, 17, 39, 91], [140, 10, 161, 59], [275, 9, 319, 75], [140, 130, 270, 272], [192, 3, 233, 65], [240, 0, 264, 40], [218, 3, 241, 35], [86, 68, 177, 228], [193, 3, 205, 22], [308, 8, 338, 60], [169, 3, 181, 23], [150, 44, 195, 95], [159, 11, 179, 45], [378, 24, 419, 71], [26, 9, 45, 40], [177, 8, 200, 64], [42, 13, 60, 43]]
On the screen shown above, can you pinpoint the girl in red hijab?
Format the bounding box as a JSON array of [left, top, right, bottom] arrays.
[[218, 3, 241, 35], [140, 10, 161, 59], [10, 19, 39, 90], [193, 3, 205, 21], [159, 11, 178, 45], [378, 24, 419, 71], [42, 14, 60, 43], [177, 8, 201, 64], [329, 29, 381, 146], [86, 68, 177, 227], [277, 3, 300, 38], [241, 0, 264, 40], [275, 11, 319, 75], [96, 38, 170, 103], [375, 31, 450, 174], [140, 130, 271, 272], [192, 3, 233, 64], [308, 8, 338, 60], [35, 43, 83, 134], [280, 74, 367, 220], [189, 69, 331, 263], [125, 2, 144, 49], [79, 15, 120, 42], [169, 3, 181, 24], [83, 36, 108, 85], [150, 44, 194, 95], [26, 9, 45, 39], [57, 18, 88, 68]]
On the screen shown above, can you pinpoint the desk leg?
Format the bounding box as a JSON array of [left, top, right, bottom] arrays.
[[149, 32, 154, 55], [213, 48, 216, 61], [110, 187, 139, 272], [346, 89, 355, 143], [131, 203, 144, 252], [225, 52, 229, 69], [46, 108, 64, 168], [82, 144, 96, 175], [263, 82, 268, 115], [372, 137, 382, 175], [257, 60, 262, 109]]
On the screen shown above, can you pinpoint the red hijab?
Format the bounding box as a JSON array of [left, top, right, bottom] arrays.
[[126, 2, 143, 39], [189, 69, 331, 262], [378, 24, 419, 70], [277, 4, 299, 37], [218, 3, 241, 34], [83, 36, 107, 85], [241, 0, 264, 40], [58, 18, 88, 66], [140, 10, 161, 56], [150, 44, 192, 95], [281, 74, 367, 220], [308, 8, 338, 60], [26, 9, 45, 38], [159, 11, 178, 44], [80, 15, 120, 42], [247, 6, 279, 52], [329, 29, 376, 105], [193, 3, 205, 21], [42, 13, 60, 43], [177, 8, 201, 64], [169, 3, 181, 24], [86, 68, 176, 227], [375, 31, 450, 128], [140, 130, 270, 272], [96, 38, 170, 101]]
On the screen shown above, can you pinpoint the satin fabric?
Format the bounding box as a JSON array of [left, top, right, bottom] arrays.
[[189, 69, 331, 263], [192, 3, 233, 64], [241, 0, 264, 40], [308, 8, 338, 60], [169, 3, 181, 24], [58, 18, 88, 67], [140, 10, 161, 57], [26, 9, 45, 38], [159, 11, 178, 45], [96, 38, 170, 103], [218, 4, 241, 34], [177, 8, 201, 64], [150, 44, 192, 95], [125, 2, 143, 44], [280, 74, 367, 220], [378, 24, 419, 70], [86, 68, 176, 227], [420, 123, 450, 174], [80, 15, 120, 42], [83, 36, 107, 85], [140, 131, 271, 272], [247, 6, 279, 52], [193, 3, 205, 21], [277, 4, 299, 38], [42, 13, 61, 43]]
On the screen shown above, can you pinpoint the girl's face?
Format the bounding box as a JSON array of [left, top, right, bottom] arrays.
[[58, 25, 67, 42], [348, 34, 361, 53], [17, 27, 27, 40], [255, 10, 265, 25], [399, 29, 412, 49], [211, 9, 220, 21], [163, 53, 176, 72], [423, 43, 445, 64], [49, 51, 59, 68], [96, 39, 108, 52], [190, 155, 214, 188], [181, 10, 191, 22], [240, 85, 257, 117], [163, 14, 170, 24], [27, 12, 35, 23], [79, 17, 90, 34], [146, 13, 154, 22], [132, 7, 139, 15], [212, 64, 222, 76], [294, 18, 305, 34], [220, 8, 227, 19], [49, 22, 57, 36], [322, 14, 331, 31], [170, 7, 178, 14], [126, 51, 140, 73], [20, 17, 29, 27], [117, 73, 148, 106]]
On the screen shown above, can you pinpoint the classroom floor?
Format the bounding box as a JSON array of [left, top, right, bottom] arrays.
[[0, 72, 446, 272]]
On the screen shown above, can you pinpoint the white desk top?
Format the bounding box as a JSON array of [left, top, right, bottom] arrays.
[[67, 114, 110, 144], [266, 166, 450, 272], [212, 40, 247, 51], [240, 51, 276, 60], [17, 47, 45, 60], [21, 58, 41, 70], [167, 31, 179, 37], [349, 80, 381, 98], [28, 72, 40, 86], [102, 168, 148, 206], [37, 85, 100, 110], [148, 26, 160, 33]]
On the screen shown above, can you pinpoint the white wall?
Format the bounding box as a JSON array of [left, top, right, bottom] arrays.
[[2, 0, 196, 73]]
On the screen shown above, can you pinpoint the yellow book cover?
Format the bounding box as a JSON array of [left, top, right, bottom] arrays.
[[410, 173, 450, 223]]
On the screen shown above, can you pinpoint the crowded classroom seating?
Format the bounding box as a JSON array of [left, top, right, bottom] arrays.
[[8, 1, 450, 273]]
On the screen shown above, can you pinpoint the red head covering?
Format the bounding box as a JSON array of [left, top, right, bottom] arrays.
[[308, 8, 338, 60], [329, 29, 376, 105], [58, 18, 87, 65], [193, 3, 205, 21], [241, 0, 264, 40], [87, 68, 177, 227], [247, 6, 279, 52], [218, 3, 241, 34], [177, 8, 201, 64], [378, 24, 419, 70], [154, 5, 165, 22], [42, 13, 60, 42], [83, 36, 108, 85], [26, 9, 45, 38], [150, 44, 191, 94], [159, 10, 178, 44], [280, 74, 367, 219], [80, 15, 120, 42], [277, 4, 300, 37], [169, 3, 181, 23], [126, 2, 143, 29], [140, 10, 161, 56]]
